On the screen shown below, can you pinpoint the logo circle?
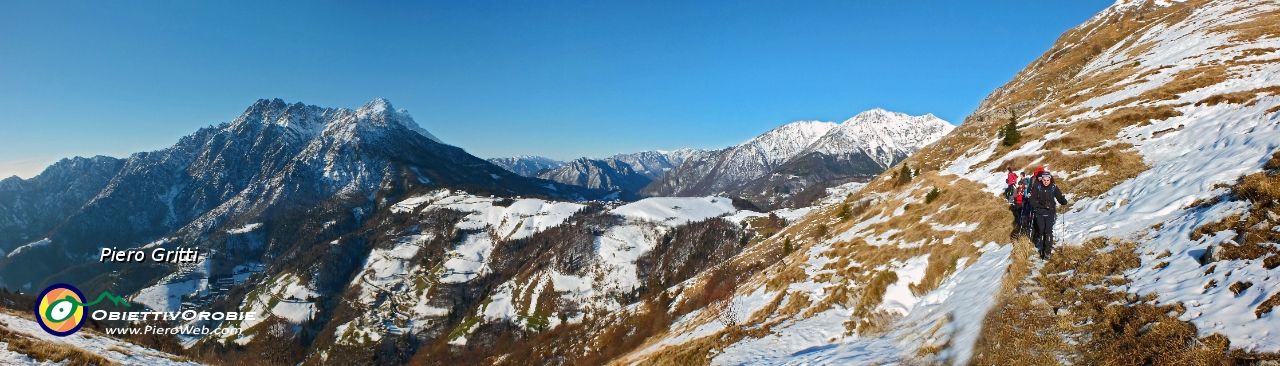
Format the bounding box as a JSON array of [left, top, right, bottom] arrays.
[[34, 283, 87, 337]]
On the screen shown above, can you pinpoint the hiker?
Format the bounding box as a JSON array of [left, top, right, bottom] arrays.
[[1028, 170, 1069, 260], [1014, 181, 1027, 230], [1004, 168, 1018, 201], [1009, 180, 1028, 238]]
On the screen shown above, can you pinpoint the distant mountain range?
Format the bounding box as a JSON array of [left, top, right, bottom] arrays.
[[489, 111, 951, 209], [644, 109, 952, 208], [488, 148, 704, 194], [486, 155, 565, 176]]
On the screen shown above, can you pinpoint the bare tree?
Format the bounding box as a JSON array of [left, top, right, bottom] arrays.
[[715, 299, 739, 327]]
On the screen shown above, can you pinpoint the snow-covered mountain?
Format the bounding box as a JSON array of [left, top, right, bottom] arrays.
[[487, 155, 565, 176], [0, 156, 123, 254], [0, 98, 611, 297], [510, 148, 705, 194], [534, 157, 651, 194], [641, 121, 837, 197], [800, 108, 953, 169], [295, 188, 816, 364], [735, 109, 953, 209], [607, 148, 705, 179], [643, 112, 951, 209]]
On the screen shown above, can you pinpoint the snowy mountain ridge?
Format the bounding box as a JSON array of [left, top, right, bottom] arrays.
[[642, 110, 950, 207], [534, 157, 651, 194], [487, 155, 566, 176], [607, 147, 704, 178], [499, 148, 707, 194], [726, 120, 838, 168], [801, 108, 954, 169]]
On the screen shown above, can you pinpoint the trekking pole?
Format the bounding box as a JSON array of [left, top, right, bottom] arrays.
[[1059, 210, 1065, 246]]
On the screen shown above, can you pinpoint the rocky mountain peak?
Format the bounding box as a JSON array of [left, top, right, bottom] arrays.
[[352, 98, 443, 143]]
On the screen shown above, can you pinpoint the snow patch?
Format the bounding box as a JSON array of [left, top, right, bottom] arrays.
[[611, 196, 737, 227]]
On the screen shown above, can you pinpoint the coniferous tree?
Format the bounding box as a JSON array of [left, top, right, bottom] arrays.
[[1002, 115, 1021, 146], [898, 163, 913, 185]]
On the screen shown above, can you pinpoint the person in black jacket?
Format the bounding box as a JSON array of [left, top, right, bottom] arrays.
[[1027, 171, 1069, 260]]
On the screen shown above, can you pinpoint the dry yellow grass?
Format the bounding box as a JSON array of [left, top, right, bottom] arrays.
[[1196, 85, 1280, 107], [968, 237, 1271, 365], [1267, 104, 1280, 115], [1191, 151, 1280, 269], [1259, 292, 1280, 317], [0, 325, 116, 366], [849, 270, 898, 333], [1217, 4, 1280, 43]]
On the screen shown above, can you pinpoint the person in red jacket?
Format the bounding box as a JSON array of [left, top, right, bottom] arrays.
[[1010, 181, 1028, 238], [1014, 182, 1026, 205]]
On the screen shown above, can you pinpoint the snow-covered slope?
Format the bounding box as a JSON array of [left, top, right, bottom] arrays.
[[289, 190, 780, 361], [620, 0, 1280, 364], [0, 311, 199, 366], [611, 196, 738, 227]]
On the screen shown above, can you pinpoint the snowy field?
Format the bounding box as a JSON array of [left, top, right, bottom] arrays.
[[0, 311, 200, 365]]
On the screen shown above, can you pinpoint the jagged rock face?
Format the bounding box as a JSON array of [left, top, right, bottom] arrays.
[[642, 112, 952, 209], [535, 158, 652, 193], [0, 98, 607, 293], [487, 155, 565, 176], [607, 148, 703, 179]]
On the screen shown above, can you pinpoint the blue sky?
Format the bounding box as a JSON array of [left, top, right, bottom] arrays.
[[0, 0, 1113, 178]]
